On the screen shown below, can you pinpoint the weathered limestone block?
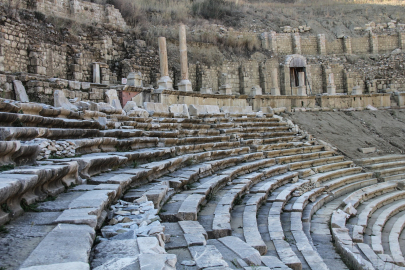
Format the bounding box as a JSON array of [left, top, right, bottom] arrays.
[[189, 245, 228, 269], [0, 99, 20, 113], [54, 90, 78, 111], [139, 254, 176, 270], [144, 102, 171, 117], [20, 103, 43, 115], [127, 72, 142, 87], [0, 141, 21, 165], [105, 89, 123, 111], [188, 104, 221, 116], [251, 85, 263, 97], [21, 224, 95, 269], [13, 80, 29, 102], [169, 104, 190, 118]]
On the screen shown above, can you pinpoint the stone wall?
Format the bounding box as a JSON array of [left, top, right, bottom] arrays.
[[1, 0, 126, 30]]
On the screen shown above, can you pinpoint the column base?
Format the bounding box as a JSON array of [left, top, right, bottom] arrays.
[[270, 87, 280, 96], [158, 76, 173, 90], [297, 86, 307, 96], [352, 86, 363, 95], [327, 85, 336, 95], [178, 80, 193, 92], [219, 84, 232, 95]]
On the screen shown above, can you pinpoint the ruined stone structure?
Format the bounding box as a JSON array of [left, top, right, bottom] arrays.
[[2, 2, 405, 270]]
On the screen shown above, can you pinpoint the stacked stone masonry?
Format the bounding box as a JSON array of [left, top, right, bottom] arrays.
[[2, 96, 405, 270]]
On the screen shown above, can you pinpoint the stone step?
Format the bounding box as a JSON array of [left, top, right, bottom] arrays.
[[0, 127, 100, 141], [243, 194, 269, 255], [312, 160, 353, 173], [357, 243, 403, 270], [357, 190, 405, 229], [276, 151, 335, 165], [268, 180, 308, 203], [250, 171, 296, 194], [371, 200, 405, 254], [389, 213, 405, 266], [218, 236, 262, 266], [287, 155, 345, 171], [377, 166, 405, 177], [329, 178, 379, 199], [383, 173, 405, 182], [366, 160, 405, 170], [20, 224, 95, 269], [342, 181, 401, 208], [232, 117, 280, 123], [160, 135, 230, 146], [273, 239, 302, 270], [189, 244, 230, 269], [251, 141, 309, 152], [309, 167, 363, 185], [331, 227, 375, 270], [261, 256, 292, 269], [0, 140, 40, 166], [290, 187, 325, 212], [265, 145, 325, 158], [355, 155, 405, 166], [322, 172, 375, 191], [240, 131, 297, 140]]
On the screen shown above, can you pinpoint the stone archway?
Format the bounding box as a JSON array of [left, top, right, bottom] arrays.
[[283, 54, 308, 96]]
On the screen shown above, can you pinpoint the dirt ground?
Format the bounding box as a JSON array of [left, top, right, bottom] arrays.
[[285, 109, 405, 160]]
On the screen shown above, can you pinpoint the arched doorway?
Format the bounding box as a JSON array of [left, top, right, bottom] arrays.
[[284, 54, 308, 96]]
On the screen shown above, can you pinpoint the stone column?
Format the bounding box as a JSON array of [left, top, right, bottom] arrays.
[[297, 72, 307, 96], [270, 68, 280, 96], [93, 62, 101, 84], [343, 36, 352, 55], [399, 32, 405, 50], [317, 34, 326, 55], [269, 31, 277, 53], [157, 37, 173, 90], [352, 80, 363, 95], [327, 73, 336, 95], [0, 37, 4, 72], [369, 32, 378, 54], [261, 32, 269, 50], [178, 24, 192, 92], [219, 73, 232, 95], [292, 33, 301, 55]]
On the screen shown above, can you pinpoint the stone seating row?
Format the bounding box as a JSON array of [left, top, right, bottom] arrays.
[[389, 213, 405, 266], [330, 186, 405, 269], [0, 141, 40, 166], [0, 161, 80, 225]]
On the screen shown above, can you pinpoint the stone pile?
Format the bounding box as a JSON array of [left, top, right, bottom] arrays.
[[33, 139, 76, 160], [92, 195, 175, 270], [281, 25, 311, 33]]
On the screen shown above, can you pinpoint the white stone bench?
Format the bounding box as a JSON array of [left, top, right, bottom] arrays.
[[20, 224, 95, 269], [331, 178, 379, 199], [265, 145, 325, 158], [144, 102, 172, 117], [342, 181, 400, 208], [269, 180, 308, 203], [355, 155, 405, 166], [357, 190, 405, 229], [389, 213, 405, 266], [287, 155, 345, 171], [189, 104, 224, 117], [365, 160, 405, 170], [240, 131, 297, 140], [371, 200, 405, 254], [309, 167, 363, 185], [290, 187, 325, 212], [276, 151, 335, 164], [331, 228, 375, 270], [189, 245, 229, 268], [357, 243, 401, 270], [218, 236, 262, 266]]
